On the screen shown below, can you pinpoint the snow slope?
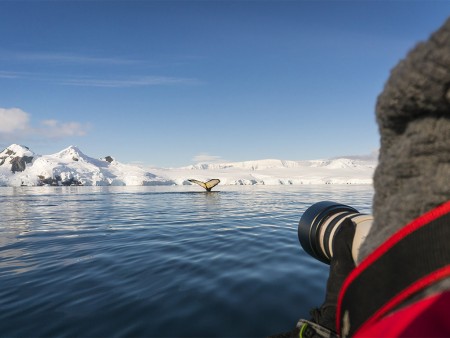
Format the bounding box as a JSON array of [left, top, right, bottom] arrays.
[[0, 144, 376, 187]]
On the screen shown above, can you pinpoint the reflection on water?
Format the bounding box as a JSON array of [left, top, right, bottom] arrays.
[[0, 185, 373, 337]]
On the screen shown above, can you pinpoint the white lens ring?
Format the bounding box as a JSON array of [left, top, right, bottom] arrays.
[[319, 211, 349, 259]]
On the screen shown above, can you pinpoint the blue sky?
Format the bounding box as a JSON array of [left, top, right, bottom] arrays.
[[0, 1, 449, 167]]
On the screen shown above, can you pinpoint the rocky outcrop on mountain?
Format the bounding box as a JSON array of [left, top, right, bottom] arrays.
[[10, 156, 34, 173]]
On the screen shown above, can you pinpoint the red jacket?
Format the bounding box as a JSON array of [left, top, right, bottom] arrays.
[[337, 201, 450, 337]]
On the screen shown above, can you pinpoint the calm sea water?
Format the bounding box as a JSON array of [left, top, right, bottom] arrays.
[[0, 185, 373, 337]]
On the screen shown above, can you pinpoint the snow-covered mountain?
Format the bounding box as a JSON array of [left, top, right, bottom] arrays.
[[0, 144, 174, 186], [0, 144, 376, 187]]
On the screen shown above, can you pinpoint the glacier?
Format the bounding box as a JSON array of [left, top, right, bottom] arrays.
[[0, 144, 376, 187]]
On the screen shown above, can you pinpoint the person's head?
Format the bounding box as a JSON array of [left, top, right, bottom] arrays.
[[359, 17, 450, 261]]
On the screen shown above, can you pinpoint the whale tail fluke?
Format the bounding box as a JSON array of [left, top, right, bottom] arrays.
[[188, 179, 220, 191]]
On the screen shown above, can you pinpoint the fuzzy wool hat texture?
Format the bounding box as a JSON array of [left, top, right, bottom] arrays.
[[358, 17, 450, 262]]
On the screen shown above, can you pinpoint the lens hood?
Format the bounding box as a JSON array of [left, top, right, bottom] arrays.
[[298, 201, 359, 264]]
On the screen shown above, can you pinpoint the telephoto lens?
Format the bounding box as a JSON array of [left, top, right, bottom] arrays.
[[298, 201, 373, 265]]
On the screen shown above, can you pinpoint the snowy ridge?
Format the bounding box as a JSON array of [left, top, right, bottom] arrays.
[[0, 144, 376, 187], [183, 158, 376, 171], [154, 157, 375, 186], [0, 144, 174, 187]]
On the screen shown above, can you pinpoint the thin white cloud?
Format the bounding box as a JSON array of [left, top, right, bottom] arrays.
[[0, 51, 202, 87], [0, 70, 202, 88], [192, 153, 225, 164], [3, 51, 139, 65], [59, 75, 202, 88], [0, 71, 23, 79], [0, 107, 90, 140]]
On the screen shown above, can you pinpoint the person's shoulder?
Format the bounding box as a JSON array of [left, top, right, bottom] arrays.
[[356, 291, 450, 338]]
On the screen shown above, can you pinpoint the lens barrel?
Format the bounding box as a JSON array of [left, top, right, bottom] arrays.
[[298, 201, 359, 264]]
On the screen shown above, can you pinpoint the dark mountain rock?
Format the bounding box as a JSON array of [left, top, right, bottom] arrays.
[[37, 175, 83, 186], [10, 156, 34, 173]]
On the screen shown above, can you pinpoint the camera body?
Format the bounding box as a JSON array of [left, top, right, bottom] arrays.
[[298, 201, 373, 265]]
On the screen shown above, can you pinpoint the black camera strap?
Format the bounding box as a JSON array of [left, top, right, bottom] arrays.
[[336, 200, 450, 337]]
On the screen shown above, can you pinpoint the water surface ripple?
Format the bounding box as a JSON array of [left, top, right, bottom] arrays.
[[0, 185, 373, 337]]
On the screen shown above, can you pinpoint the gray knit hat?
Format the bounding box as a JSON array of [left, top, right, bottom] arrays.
[[359, 17, 450, 260]]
